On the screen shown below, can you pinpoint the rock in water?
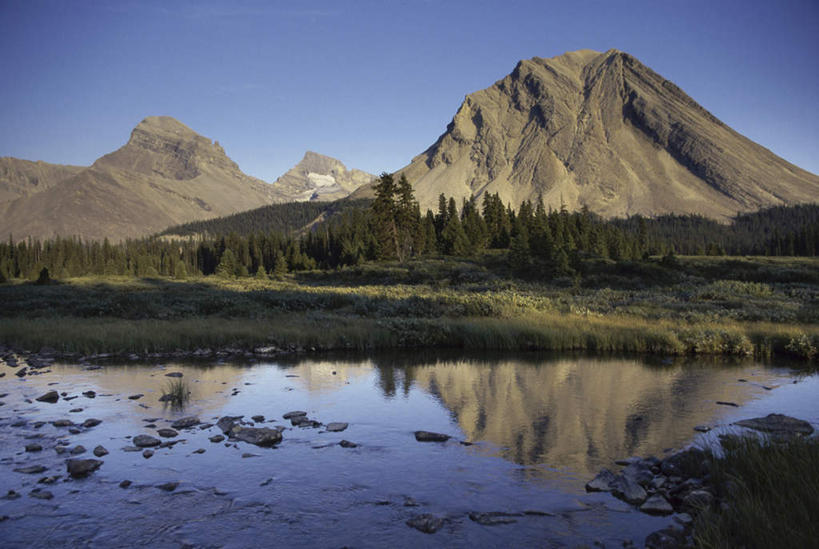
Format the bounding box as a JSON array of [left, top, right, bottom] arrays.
[[414, 431, 450, 442], [640, 494, 674, 515], [406, 514, 444, 534], [325, 422, 348, 432], [217, 416, 243, 433], [170, 416, 200, 429], [156, 428, 178, 438], [14, 465, 47, 474], [36, 390, 59, 403], [82, 418, 102, 428], [133, 434, 161, 448], [229, 425, 282, 447], [93, 445, 109, 457], [585, 468, 617, 492], [734, 414, 814, 437], [609, 475, 648, 505], [66, 459, 102, 478], [282, 411, 307, 420]]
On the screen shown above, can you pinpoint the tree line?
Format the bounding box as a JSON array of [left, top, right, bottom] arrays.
[[0, 173, 816, 282]]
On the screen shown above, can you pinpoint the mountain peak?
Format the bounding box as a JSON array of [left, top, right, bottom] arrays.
[[96, 116, 238, 180], [399, 49, 819, 219], [269, 152, 374, 203]]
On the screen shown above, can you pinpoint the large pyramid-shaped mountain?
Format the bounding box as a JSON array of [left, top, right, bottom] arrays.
[[396, 49, 819, 218], [0, 117, 278, 241]]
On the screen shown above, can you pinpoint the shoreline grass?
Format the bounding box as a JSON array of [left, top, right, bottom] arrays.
[[695, 436, 819, 549], [1, 311, 816, 359]]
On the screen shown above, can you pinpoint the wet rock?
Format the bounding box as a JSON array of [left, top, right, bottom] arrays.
[[192, 448, 206, 454], [716, 401, 738, 407], [69, 408, 83, 413], [468, 511, 521, 525], [406, 513, 444, 534], [38, 476, 60, 484], [282, 411, 307, 420], [209, 434, 225, 443], [693, 425, 711, 433], [610, 475, 647, 505], [142, 449, 154, 459], [339, 440, 358, 448], [133, 434, 161, 448], [119, 480, 132, 489], [157, 481, 178, 492], [291, 416, 321, 428], [586, 468, 617, 492], [640, 494, 674, 515], [3, 490, 21, 500], [15, 367, 28, 378], [217, 416, 242, 433], [682, 489, 714, 511], [171, 416, 200, 430], [251, 415, 265, 423], [128, 394, 144, 400], [165, 372, 183, 377], [66, 459, 102, 478], [229, 425, 283, 447], [645, 525, 688, 549], [70, 445, 86, 455], [36, 390, 59, 403], [69, 427, 82, 434], [733, 414, 814, 437], [241, 453, 259, 458], [82, 391, 96, 398], [29, 489, 53, 500], [82, 418, 102, 428], [15, 465, 47, 474], [93, 445, 109, 457], [414, 431, 450, 442], [660, 448, 708, 479], [623, 462, 655, 487], [25, 443, 43, 452], [674, 513, 693, 526], [55, 446, 68, 455], [157, 428, 178, 438], [403, 497, 419, 507], [159, 439, 184, 449], [326, 422, 348, 433]]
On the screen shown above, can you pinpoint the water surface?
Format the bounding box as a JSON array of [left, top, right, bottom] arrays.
[[1, 353, 816, 547]]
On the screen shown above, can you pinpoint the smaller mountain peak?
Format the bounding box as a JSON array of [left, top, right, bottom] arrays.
[[134, 116, 197, 137]]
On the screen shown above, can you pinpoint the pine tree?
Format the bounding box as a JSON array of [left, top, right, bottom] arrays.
[[216, 249, 237, 278]]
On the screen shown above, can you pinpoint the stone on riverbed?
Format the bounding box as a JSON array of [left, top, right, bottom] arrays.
[[170, 416, 200, 429], [93, 445, 109, 457], [165, 372, 183, 378], [217, 416, 243, 433], [15, 465, 47, 474], [229, 425, 282, 447], [326, 422, 348, 433], [36, 390, 59, 403], [209, 434, 225, 443], [66, 459, 102, 478], [82, 418, 102, 428], [406, 513, 444, 534], [414, 431, 450, 442], [585, 468, 617, 492], [133, 434, 161, 448], [282, 411, 307, 420], [25, 443, 43, 452], [640, 494, 674, 515], [733, 414, 814, 438], [609, 475, 647, 505], [157, 428, 178, 438]]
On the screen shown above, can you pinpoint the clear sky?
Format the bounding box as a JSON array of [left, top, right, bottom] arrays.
[[1, 0, 817, 181]]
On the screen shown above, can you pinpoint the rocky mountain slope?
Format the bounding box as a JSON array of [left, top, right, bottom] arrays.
[[378, 49, 819, 218], [0, 158, 84, 204], [0, 117, 278, 241], [269, 151, 374, 203]]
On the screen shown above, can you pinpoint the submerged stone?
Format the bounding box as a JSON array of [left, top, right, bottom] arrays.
[[585, 468, 617, 492], [733, 414, 814, 437], [414, 431, 450, 442], [406, 513, 444, 534], [36, 391, 59, 403], [66, 459, 102, 478]]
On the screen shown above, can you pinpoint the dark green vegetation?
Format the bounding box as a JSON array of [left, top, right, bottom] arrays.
[[0, 255, 817, 358], [160, 378, 191, 408], [695, 436, 819, 549], [1, 174, 816, 282]]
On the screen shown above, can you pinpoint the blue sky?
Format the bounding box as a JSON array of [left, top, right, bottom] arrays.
[[1, 0, 817, 180]]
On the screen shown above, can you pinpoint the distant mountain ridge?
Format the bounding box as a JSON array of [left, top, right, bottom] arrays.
[[358, 49, 819, 219], [0, 118, 371, 242], [269, 151, 374, 203]]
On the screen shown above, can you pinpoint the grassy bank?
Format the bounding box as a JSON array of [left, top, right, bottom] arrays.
[[1, 256, 817, 358], [695, 436, 819, 549]]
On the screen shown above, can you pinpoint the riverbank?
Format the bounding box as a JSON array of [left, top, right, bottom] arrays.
[[1, 256, 817, 359]]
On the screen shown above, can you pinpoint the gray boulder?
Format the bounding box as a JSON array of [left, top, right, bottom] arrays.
[[133, 434, 161, 448], [66, 459, 102, 478], [585, 468, 617, 492], [326, 422, 348, 432], [734, 414, 814, 438], [406, 514, 444, 534], [609, 475, 648, 505], [36, 390, 59, 403], [414, 431, 450, 442], [230, 425, 282, 447], [640, 494, 674, 515], [170, 416, 200, 429]]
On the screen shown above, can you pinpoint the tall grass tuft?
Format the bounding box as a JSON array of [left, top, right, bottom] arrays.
[[160, 378, 191, 408], [695, 435, 819, 549]]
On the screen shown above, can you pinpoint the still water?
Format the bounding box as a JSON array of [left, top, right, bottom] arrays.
[[1, 353, 816, 547]]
